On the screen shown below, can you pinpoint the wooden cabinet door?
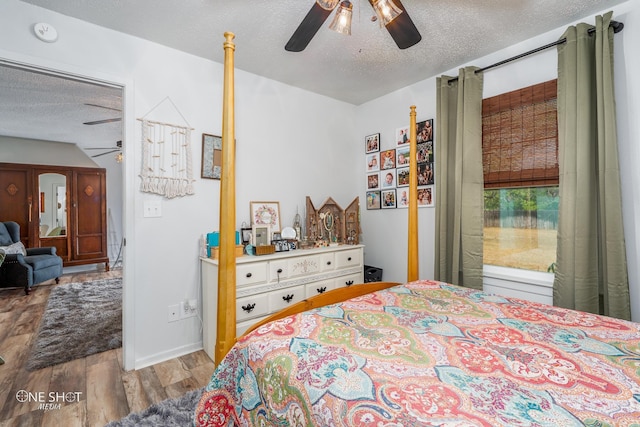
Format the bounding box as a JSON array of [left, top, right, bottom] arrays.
[[72, 169, 107, 262], [0, 165, 33, 246]]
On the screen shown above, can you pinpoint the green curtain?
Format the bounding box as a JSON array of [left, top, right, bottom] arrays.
[[434, 67, 484, 290], [554, 12, 630, 320]]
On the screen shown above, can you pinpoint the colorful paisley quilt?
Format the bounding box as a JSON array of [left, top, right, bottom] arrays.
[[195, 280, 640, 426]]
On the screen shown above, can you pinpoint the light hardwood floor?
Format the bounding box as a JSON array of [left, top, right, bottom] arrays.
[[0, 268, 215, 427]]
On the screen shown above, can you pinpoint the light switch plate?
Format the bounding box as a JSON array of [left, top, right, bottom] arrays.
[[143, 200, 162, 218]]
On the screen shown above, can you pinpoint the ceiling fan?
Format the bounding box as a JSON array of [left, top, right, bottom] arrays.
[[83, 103, 122, 125], [285, 0, 421, 52], [86, 140, 122, 159]]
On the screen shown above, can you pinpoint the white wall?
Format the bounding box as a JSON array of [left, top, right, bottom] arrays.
[[356, 0, 640, 321], [0, 0, 357, 368]]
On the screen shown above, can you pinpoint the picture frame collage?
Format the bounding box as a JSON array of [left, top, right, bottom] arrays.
[[365, 119, 435, 210]]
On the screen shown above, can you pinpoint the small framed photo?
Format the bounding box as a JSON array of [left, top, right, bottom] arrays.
[[396, 126, 409, 146], [366, 191, 381, 210], [417, 142, 433, 163], [252, 224, 271, 246], [201, 133, 222, 179], [417, 186, 434, 207], [417, 162, 434, 186], [250, 201, 281, 233], [397, 188, 409, 208], [367, 172, 380, 190], [396, 146, 410, 167], [366, 152, 380, 172], [382, 189, 397, 209], [381, 170, 396, 188], [241, 227, 253, 245], [365, 133, 380, 153], [396, 167, 410, 187], [417, 119, 433, 143], [380, 149, 396, 170]]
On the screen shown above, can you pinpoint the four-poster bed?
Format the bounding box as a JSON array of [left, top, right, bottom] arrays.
[[195, 33, 640, 426]]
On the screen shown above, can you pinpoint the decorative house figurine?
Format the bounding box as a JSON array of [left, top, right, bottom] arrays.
[[305, 196, 360, 246]]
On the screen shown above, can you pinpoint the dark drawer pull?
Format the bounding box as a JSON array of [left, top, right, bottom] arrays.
[[241, 303, 256, 313], [326, 261, 332, 265], [277, 268, 283, 274], [345, 280, 354, 287], [347, 257, 352, 261], [246, 272, 252, 278], [317, 286, 327, 294], [282, 294, 294, 303]]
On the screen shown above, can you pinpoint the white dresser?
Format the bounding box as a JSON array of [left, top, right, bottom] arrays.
[[201, 244, 364, 361]]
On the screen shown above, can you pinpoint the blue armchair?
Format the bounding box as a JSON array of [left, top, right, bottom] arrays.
[[0, 221, 63, 295]]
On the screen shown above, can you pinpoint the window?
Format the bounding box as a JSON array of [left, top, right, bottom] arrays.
[[482, 81, 559, 272]]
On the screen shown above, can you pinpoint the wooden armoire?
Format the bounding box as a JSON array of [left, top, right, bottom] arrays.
[[0, 162, 109, 270]]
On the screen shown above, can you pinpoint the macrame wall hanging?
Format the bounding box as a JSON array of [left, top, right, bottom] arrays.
[[138, 97, 195, 199]]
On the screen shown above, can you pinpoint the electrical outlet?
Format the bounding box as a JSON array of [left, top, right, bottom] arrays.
[[180, 299, 198, 319], [168, 304, 180, 322]]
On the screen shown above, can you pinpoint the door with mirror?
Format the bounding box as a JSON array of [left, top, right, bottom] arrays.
[[37, 171, 71, 262]]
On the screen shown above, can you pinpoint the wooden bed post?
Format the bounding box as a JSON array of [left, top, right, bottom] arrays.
[[215, 32, 237, 364], [407, 105, 419, 281]]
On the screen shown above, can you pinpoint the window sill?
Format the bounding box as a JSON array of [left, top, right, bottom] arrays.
[[482, 264, 554, 305]]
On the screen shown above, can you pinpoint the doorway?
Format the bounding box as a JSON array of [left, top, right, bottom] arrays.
[[0, 59, 131, 368]]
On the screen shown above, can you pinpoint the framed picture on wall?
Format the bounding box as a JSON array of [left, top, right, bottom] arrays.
[[366, 191, 381, 210], [367, 172, 380, 190], [417, 186, 434, 207], [201, 133, 222, 179], [417, 119, 434, 143], [380, 149, 396, 170], [397, 188, 409, 208], [382, 189, 396, 209], [366, 152, 380, 172], [381, 170, 396, 188], [396, 126, 409, 146], [365, 133, 380, 153]]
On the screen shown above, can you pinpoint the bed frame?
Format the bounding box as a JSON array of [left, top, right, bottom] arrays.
[[214, 33, 420, 364]]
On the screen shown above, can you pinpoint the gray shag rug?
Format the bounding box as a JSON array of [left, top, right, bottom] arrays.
[[105, 387, 204, 427], [26, 277, 122, 371]]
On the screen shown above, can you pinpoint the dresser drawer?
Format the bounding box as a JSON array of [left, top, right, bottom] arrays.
[[320, 252, 335, 271], [269, 285, 305, 312], [237, 315, 269, 338], [237, 262, 268, 287], [335, 272, 364, 289], [305, 279, 336, 298], [335, 248, 362, 269], [269, 260, 289, 282], [236, 294, 269, 322], [288, 255, 321, 277]]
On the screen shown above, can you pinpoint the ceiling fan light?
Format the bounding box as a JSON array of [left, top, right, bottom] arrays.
[[329, 1, 353, 35], [316, 0, 340, 10], [115, 152, 123, 163], [371, 0, 402, 26]]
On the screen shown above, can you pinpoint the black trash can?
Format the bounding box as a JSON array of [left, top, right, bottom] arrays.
[[364, 265, 383, 283]]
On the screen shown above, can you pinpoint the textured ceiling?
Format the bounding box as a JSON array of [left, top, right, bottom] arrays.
[[0, 0, 629, 151]]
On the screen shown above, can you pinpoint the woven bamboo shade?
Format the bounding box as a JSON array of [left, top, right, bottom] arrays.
[[482, 80, 558, 189]]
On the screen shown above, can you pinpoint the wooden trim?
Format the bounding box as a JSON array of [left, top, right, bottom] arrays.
[[240, 281, 402, 338]]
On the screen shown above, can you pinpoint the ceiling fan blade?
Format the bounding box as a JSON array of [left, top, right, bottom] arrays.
[[85, 147, 120, 150], [84, 103, 122, 112], [285, 3, 333, 52], [383, 0, 422, 49], [91, 149, 120, 158], [83, 117, 122, 125]]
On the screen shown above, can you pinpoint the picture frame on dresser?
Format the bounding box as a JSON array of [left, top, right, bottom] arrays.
[[250, 201, 281, 233], [252, 224, 271, 246]]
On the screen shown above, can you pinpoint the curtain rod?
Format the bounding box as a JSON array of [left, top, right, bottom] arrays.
[[447, 20, 624, 83]]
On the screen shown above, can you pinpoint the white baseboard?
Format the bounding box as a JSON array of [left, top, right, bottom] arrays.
[[133, 341, 204, 370]]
